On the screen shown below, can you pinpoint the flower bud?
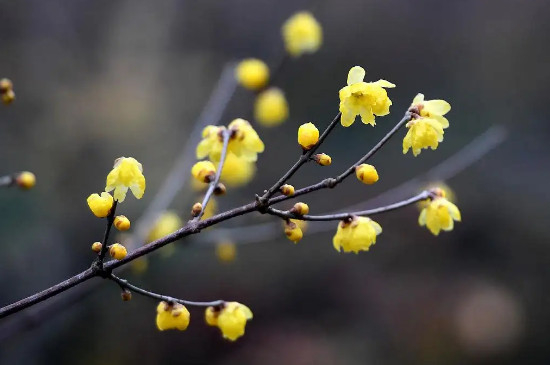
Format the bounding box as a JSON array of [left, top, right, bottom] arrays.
[[114, 215, 131, 231], [109, 243, 127, 260], [284, 220, 303, 243], [0, 78, 13, 93], [290, 202, 309, 215], [297, 122, 319, 150], [355, 164, 379, 185], [313, 153, 331, 166], [91, 242, 102, 253], [213, 182, 226, 196], [235, 58, 270, 90], [87, 192, 114, 218], [216, 241, 237, 263], [191, 161, 216, 183], [121, 289, 132, 301], [1, 89, 15, 104], [254, 87, 289, 126], [280, 184, 295, 196], [15, 171, 36, 189], [191, 202, 203, 217], [282, 12, 322, 57]]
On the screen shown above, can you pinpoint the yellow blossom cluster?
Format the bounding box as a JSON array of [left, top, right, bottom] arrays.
[[205, 302, 253, 341]]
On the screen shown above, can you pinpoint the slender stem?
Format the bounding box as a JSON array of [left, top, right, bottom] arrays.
[[110, 274, 224, 307], [267, 190, 431, 222], [97, 201, 118, 264], [260, 112, 341, 201], [193, 129, 231, 221]]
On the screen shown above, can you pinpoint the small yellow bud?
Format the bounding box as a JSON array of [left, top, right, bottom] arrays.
[[297, 122, 319, 150], [235, 58, 270, 90], [87, 192, 114, 218], [191, 202, 203, 217], [280, 184, 295, 196], [109, 243, 127, 260], [216, 241, 237, 262], [282, 11, 323, 57], [1, 89, 15, 105], [284, 221, 303, 243], [191, 161, 216, 183], [213, 182, 226, 196], [205, 306, 219, 326], [15, 171, 36, 189], [91, 242, 102, 253], [291, 202, 309, 215], [114, 215, 131, 231], [313, 153, 332, 166], [355, 164, 379, 185], [254, 87, 289, 127], [121, 289, 132, 301], [0, 78, 13, 93], [156, 301, 190, 331]]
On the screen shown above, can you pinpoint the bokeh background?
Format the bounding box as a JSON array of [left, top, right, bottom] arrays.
[[1, 0, 549, 364]]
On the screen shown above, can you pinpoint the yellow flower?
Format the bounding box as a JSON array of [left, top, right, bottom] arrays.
[[282, 11, 322, 57], [156, 301, 190, 331], [105, 157, 146, 203], [147, 211, 182, 243], [339, 66, 395, 127], [297, 122, 319, 150], [109, 243, 127, 260], [355, 164, 379, 185], [87, 192, 114, 218], [402, 117, 445, 156], [219, 152, 256, 187], [254, 87, 289, 126], [15, 171, 36, 189], [333, 216, 382, 254], [235, 58, 270, 90], [216, 241, 237, 262], [418, 197, 461, 236], [196, 119, 264, 163], [205, 302, 253, 341], [418, 182, 456, 210], [191, 160, 216, 183], [411, 93, 451, 129], [284, 220, 303, 243], [114, 215, 131, 231]]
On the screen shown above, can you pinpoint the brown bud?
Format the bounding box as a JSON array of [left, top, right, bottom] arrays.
[[0, 78, 13, 93], [280, 184, 295, 196], [191, 202, 203, 217], [91, 242, 102, 253], [213, 183, 226, 196], [121, 289, 132, 301]]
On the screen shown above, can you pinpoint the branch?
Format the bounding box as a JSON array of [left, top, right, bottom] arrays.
[[97, 201, 118, 264]]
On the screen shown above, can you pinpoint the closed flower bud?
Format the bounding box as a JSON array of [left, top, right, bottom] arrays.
[[114, 215, 131, 231], [235, 58, 270, 90], [284, 221, 303, 243], [109, 243, 127, 260], [91, 242, 102, 253], [15, 171, 36, 189], [0, 78, 13, 93], [297, 122, 319, 150], [280, 184, 295, 196], [291, 202, 309, 215], [313, 153, 332, 166], [205, 306, 219, 326], [121, 289, 132, 301], [282, 12, 323, 57], [214, 183, 226, 196], [191, 161, 216, 183], [355, 164, 379, 185], [191, 202, 203, 217], [1, 89, 15, 105], [156, 301, 190, 331], [254, 87, 289, 127], [87, 192, 114, 218]]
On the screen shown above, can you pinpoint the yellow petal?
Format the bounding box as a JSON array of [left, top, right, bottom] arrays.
[[372, 79, 396, 88], [347, 66, 365, 85], [424, 100, 451, 115], [340, 110, 355, 127], [412, 93, 424, 105], [418, 208, 427, 226]]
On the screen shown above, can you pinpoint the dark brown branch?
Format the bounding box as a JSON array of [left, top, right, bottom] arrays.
[[97, 201, 118, 264]]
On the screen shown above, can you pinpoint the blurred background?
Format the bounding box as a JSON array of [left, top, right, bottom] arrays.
[[0, 0, 549, 364]]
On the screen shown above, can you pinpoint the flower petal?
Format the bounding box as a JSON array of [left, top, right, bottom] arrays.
[[347, 66, 366, 85]]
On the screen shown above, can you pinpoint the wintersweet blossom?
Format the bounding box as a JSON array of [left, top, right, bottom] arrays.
[[254, 87, 289, 126], [205, 302, 253, 341], [402, 117, 445, 156], [333, 216, 382, 254], [87, 192, 114, 218], [339, 66, 395, 127], [418, 197, 461, 235], [282, 12, 322, 57], [235, 58, 269, 90], [105, 157, 146, 203], [410, 93, 451, 128], [156, 301, 190, 331]]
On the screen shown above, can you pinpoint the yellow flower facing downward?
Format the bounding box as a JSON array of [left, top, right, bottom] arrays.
[[284, 220, 303, 243], [156, 301, 190, 331], [411, 93, 451, 129], [254, 87, 289, 127], [105, 157, 146, 203], [87, 192, 114, 218], [339, 66, 395, 127], [282, 11, 322, 57], [191, 161, 216, 183], [333, 216, 382, 254], [235, 58, 270, 90], [205, 302, 253, 341], [402, 117, 445, 156], [196, 119, 264, 163], [419, 197, 461, 236], [147, 211, 183, 243]]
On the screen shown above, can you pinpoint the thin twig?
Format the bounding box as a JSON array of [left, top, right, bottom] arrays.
[[97, 201, 118, 264], [193, 129, 231, 221], [266, 190, 432, 222], [110, 274, 224, 307]]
